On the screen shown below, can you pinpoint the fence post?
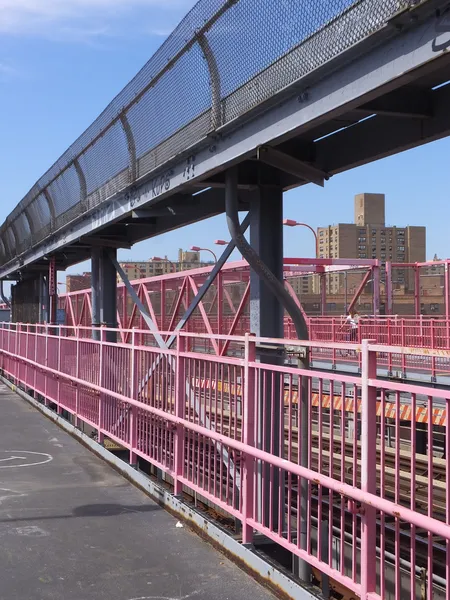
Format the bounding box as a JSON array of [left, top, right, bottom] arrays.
[[25, 323, 30, 389], [360, 339, 377, 599], [75, 335, 80, 427], [129, 329, 137, 467], [174, 333, 185, 496], [33, 324, 38, 393], [14, 323, 19, 384], [56, 328, 62, 415], [44, 325, 49, 405], [242, 333, 256, 545], [98, 328, 105, 445]]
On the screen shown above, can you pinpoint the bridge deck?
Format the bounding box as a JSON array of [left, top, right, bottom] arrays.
[[0, 383, 275, 600]]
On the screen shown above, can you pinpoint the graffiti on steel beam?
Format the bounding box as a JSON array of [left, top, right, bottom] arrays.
[[183, 155, 196, 181], [89, 199, 124, 231], [433, 5, 450, 52], [151, 170, 172, 198]]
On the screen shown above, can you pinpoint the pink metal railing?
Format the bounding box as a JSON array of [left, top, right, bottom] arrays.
[[0, 323, 449, 598], [309, 316, 450, 349]]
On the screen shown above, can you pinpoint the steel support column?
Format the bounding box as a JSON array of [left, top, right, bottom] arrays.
[[444, 262, 450, 350], [38, 275, 45, 323], [48, 257, 57, 325], [372, 264, 380, 317], [386, 262, 393, 315], [91, 248, 101, 340], [320, 273, 327, 316], [100, 248, 117, 343], [445, 262, 450, 321], [43, 275, 50, 324], [414, 265, 421, 316], [249, 185, 284, 531]]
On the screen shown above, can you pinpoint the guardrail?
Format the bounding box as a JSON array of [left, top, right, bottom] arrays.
[[309, 317, 450, 349], [0, 322, 448, 599]]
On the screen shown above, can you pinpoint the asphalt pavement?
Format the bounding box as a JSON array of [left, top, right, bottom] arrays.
[[0, 383, 276, 600]]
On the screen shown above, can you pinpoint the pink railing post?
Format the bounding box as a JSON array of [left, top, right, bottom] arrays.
[[44, 325, 49, 405], [98, 328, 105, 445], [56, 328, 62, 415], [14, 323, 19, 383], [174, 333, 185, 496], [401, 321, 406, 377], [242, 332, 256, 545], [33, 323, 38, 392], [25, 323, 29, 386], [129, 329, 138, 466], [360, 339, 377, 599], [75, 335, 80, 427]]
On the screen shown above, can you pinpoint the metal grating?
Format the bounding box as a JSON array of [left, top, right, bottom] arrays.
[[0, 0, 415, 264]]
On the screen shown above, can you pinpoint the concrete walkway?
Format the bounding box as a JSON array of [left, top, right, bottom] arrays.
[[0, 383, 276, 600]]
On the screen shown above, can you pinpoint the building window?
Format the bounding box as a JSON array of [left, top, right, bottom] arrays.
[[430, 303, 439, 312], [319, 231, 324, 236], [358, 245, 366, 250]]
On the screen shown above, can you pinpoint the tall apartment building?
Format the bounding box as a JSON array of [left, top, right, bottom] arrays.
[[66, 273, 92, 292], [118, 249, 212, 282], [315, 194, 426, 293], [286, 275, 313, 296]]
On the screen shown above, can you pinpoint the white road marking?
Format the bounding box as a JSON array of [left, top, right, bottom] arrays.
[[0, 488, 27, 506], [128, 593, 199, 600], [0, 450, 53, 469], [0, 456, 26, 462], [10, 525, 49, 537]]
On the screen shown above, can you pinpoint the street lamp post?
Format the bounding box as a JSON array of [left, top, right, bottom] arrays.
[[153, 256, 176, 273], [283, 219, 318, 257], [190, 246, 217, 263]]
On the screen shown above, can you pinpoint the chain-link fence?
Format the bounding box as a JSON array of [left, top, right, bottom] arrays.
[[0, 0, 412, 267]]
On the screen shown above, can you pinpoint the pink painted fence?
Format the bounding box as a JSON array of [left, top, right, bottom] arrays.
[[309, 316, 450, 350], [0, 323, 448, 599]]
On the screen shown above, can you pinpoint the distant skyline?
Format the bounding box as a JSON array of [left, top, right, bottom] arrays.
[[1, 0, 449, 279]]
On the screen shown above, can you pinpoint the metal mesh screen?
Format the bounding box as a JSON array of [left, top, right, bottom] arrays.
[[0, 0, 413, 265]]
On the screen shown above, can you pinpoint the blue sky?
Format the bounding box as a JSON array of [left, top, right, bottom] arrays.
[[0, 0, 449, 287]]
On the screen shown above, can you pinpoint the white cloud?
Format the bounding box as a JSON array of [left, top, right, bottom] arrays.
[[0, 0, 195, 38]]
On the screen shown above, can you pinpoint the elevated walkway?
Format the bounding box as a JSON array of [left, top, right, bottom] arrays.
[[0, 383, 276, 600]]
